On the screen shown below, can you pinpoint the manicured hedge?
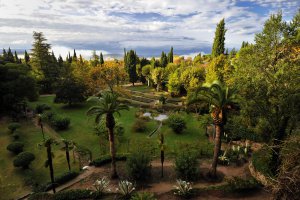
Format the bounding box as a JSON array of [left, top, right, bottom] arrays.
[[35, 171, 79, 192], [42, 111, 70, 131], [7, 141, 24, 154], [92, 153, 129, 167]]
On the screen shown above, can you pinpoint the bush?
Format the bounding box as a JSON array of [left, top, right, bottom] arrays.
[[51, 116, 70, 131], [117, 180, 135, 199], [34, 171, 79, 192], [13, 152, 35, 169], [223, 177, 261, 192], [35, 103, 51, 114], [167, 113, 186, 134], [252, 146, 273, 176], [132, 119, 147, 132], [42, 112, 70, 131], [174, 151, 199, 181], [131, 192, 157, 200], [8, 122, 21, 133], [173, 179, 193, 198], [55, 171, 78, 185], [126, 150, 151, 181], [92, 153, 129, 167], [7, 142, 24, 154]]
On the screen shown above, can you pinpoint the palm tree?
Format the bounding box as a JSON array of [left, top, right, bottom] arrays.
[[61, 139, 74, 171], [158, 132, 165, 178], [39, 138, 57, 193], [188, 81, 237, 177], [87, 92, 129, 178]]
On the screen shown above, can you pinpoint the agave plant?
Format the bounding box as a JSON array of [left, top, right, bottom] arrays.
[[173, 179, 193, 197], [93, 177, 110, 195], [116, 180, 135, 199]]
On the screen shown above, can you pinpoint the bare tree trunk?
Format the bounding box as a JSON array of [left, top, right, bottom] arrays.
[[47, 146, 56, 193], [108, 127, 118, 179], [210, 124, 223, 177]]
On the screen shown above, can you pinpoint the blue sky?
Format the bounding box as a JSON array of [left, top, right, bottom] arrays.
[[0, 0, 299, 58]]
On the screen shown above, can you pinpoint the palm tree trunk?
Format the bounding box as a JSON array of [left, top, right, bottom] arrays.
[[210, 124, 223, 177], [47, 146, 56, 193], [161, 150, 164, 178], [66, 144, 71, 171], [108, 127, 118, 179]]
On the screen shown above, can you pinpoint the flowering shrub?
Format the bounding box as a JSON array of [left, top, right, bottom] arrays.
[[93, 177, 110, 195], [173, 179, 193, 198], [116, 180, 135, 199]]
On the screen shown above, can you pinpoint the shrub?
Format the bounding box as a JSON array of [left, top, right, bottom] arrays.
[[51, 116, 70, 131], [117, 180, 135, 199], [173, 179, 193, 198], [167, 113, 186, 134], [132, 119, 147, 132], [41, 111, 70, 131], [13, 152, 35, 169], [223, 177, 261, 192], [252, 146, 273, 176], [131, 192, 157, 200], [35, 103, 51, 114], [92, 153, 128, 167], [7, 142, 24, 154], [55, 171, 79, 185], [126, 151, 151, 181], [174, 151, 199, 181], [8, 122, 21, 133], [34, 171, 79, 192]]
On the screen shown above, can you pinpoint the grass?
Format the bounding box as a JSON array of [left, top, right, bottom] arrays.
[[29, 95, 211, 158], [0, 119, 78, 200], [0, 94, 212, 199]]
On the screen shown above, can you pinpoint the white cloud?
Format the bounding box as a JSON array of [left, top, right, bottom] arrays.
[[0, 0, 298, 56]]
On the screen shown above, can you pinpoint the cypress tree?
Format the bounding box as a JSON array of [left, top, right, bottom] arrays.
[[79, 54, 83, 64], [2, 49, 8, 61], [125, 50, 138, 86], [168, 46, 173, 63], [58, 55, 63, 68], [24, 50, 30, 64], [100, 52, 104, 66], [73, 49, 77, 61], [160, 51, 168, 68], [211, 19, 226, 57], [7, 47, 15, 63], [14, 51, 20, 63]]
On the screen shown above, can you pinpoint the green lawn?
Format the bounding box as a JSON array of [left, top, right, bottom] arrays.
[[0, 94, 211, 199], [29, 95, 211, 158], [0, 119, 78, 200]]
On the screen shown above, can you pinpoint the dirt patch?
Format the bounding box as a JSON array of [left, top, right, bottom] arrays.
[[67, 159, 271, 200]]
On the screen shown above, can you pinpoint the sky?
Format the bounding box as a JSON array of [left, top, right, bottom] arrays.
[[0, 0, 299, 59]]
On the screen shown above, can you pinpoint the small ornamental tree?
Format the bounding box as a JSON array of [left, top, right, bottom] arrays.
[[13, 152, 35, 169], [8, 122, 21, 134], [7, 142, 24, 154]]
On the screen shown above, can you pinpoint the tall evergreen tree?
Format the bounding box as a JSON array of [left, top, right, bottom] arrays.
[[100, 52, 104, 66], [79, 54, 83, 64], [30, 32, 51, 79], [58, 55, 63, 68], [24, 50, 30, 64], [211, 19, 226, 57], [160, 51, 168, 68], [7, 47, 15, 63], [73, 49, 77, 61], [168, 46, 173, 63], [14, 51, 20, 63], [2, 49, 8, 61], [124, 50, 138, 85]]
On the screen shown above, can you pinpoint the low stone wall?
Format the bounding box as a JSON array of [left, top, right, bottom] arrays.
[[248, 161, 272, 187]]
